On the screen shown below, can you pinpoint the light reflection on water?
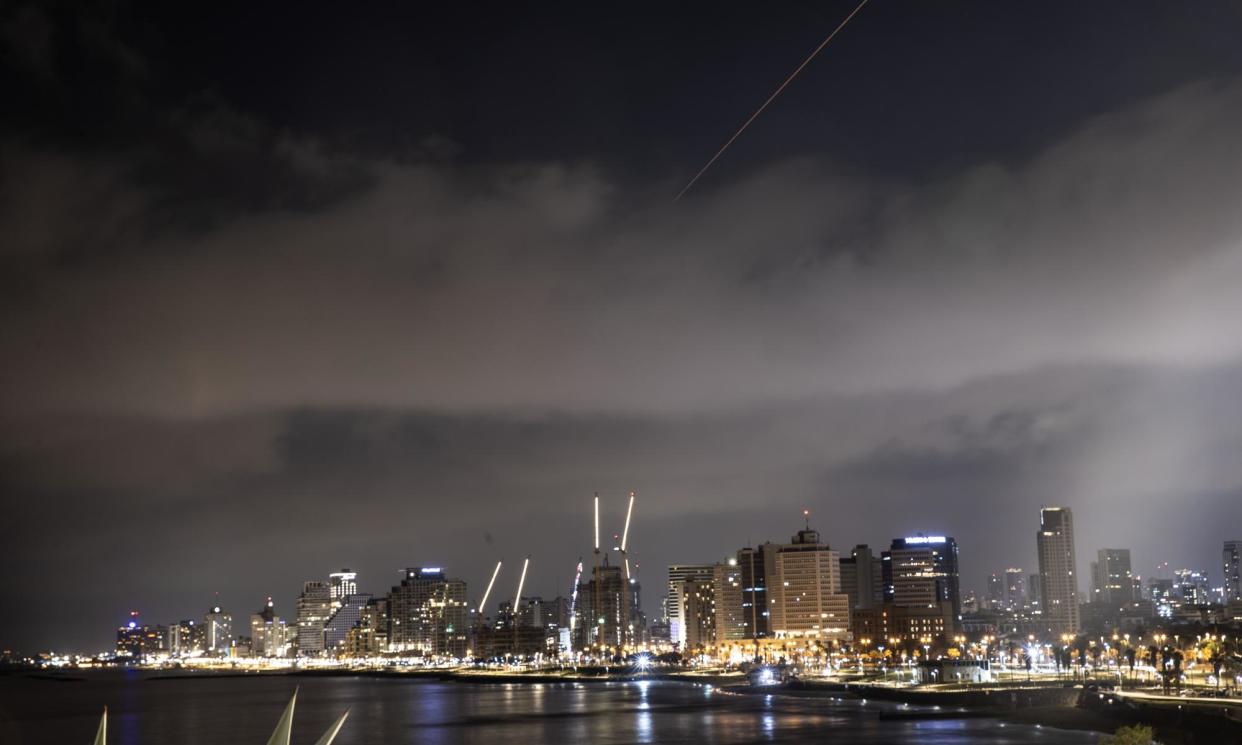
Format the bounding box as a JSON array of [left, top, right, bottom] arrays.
[[0, 673, 1100, 745]]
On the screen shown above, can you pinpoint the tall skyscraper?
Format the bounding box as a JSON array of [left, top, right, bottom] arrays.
[[765, 524, 850, 641], [324, 593, 373, 652], [204, 606, 232, 653], [250, 598, 291, 658], [168, 619, 202, 657], [986, 573, 1004, 609], [576, 557, 634, 652], [296, 581, 332, 655], [666, 564, 715, 645], [1036, 507, 1080, 634], [346, 598, 389, 656], [713, 559, 746, 642], [736, 544, 773, 641], [116, 612, 167, 659], [882, 535, 961, 625], [839, 544, 883, 610], [1090, 549, 1134, 606], [1173, 568, 1210, 606], [677, 576, 716, 651], [1028, 574, 1042, 609], [1224, 540, 1242, 602], [329, 570, 358, 604], [1004, 568, 1026, 610], [387, 567, 468, 657]]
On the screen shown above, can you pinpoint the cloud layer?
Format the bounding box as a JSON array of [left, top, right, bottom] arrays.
[[3, 6, 1242, 650]]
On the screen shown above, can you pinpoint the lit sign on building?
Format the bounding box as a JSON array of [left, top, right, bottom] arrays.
[[903, 536, 947, 544]]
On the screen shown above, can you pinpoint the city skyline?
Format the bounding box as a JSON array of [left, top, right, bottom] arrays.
[[5, 0, 1242, 655], [38, 500, 1242, 654]]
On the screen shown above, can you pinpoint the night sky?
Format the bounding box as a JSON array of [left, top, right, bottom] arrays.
[[4, 1, 1242, 653]]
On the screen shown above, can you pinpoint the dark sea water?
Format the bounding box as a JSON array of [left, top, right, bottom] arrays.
[[0, 672, 1100, 744]]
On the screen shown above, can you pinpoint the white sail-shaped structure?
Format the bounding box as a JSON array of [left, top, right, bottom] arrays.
[[312, 710, 350, 745], [89, 689, 346, 744], [92, 708, 106, 745], [265, 689, 298, 745]]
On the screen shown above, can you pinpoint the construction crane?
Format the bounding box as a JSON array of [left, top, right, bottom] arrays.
[[620, 491, 635, 580], [477, 560, 502, 619], [512, 556, 530, 656], [593, 492, 601, 567], [567, 558, 583, 655]]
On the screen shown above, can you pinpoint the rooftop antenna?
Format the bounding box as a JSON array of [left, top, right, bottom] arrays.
[[803, 508, 811, 531]]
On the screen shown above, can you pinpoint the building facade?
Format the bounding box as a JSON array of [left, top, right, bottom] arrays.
[[575, 558, 634, 653], [250, 598, 292, 658], [1224, 540, 1242, 602], [324, 593, 372, 653], [204, 606, 232, 654], [667, 564, 716, 646], [766, 526, 850, 641], [840, 544, 883, 610], [329, 570, 358, 604], [1090, 549, 1134, 606], [882, 535, 961, 627], [1036, 507, 1080, 634], [387, 568, 469, 657], [736, 545, 773, 642], [296, 581, 333, 656], [1004, 568, 1027, 610], [713, 559, 746, 643]]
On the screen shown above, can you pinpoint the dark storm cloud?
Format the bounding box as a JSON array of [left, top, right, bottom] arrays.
[[8, 78, 1242, 416], [3, 1, 1242, 651]]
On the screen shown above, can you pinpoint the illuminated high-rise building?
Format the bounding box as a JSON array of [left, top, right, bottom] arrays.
[[736, 544, 774, 641], [677, 576, 716, 652], [296, 581, 332, 655], [1004, 568, 1027, 610], [250, 598, 292, 658], [713, 559, 746, 643], [666, 564, 715, 645], [204, 606, 232, 653], [1224, 540, 1242, 602], [1090, 549, 1134, 606], [986, 572, 1004, 609], [169, 619, 202, 657], [576, 557, 634, 652], [387, 567, 468, 657], [346, 598, 389, 656], [1036, 507, 1079, 634], [329, 570, 358, 604], [1028, 574, 1042, 609], [116, 612, 167, 659], [1173, 568, 1210, 606], [765, 524, 850, 641], [882, 535, 961, 625], [839, 545, 883, 610], [324, 593, 372, 653]]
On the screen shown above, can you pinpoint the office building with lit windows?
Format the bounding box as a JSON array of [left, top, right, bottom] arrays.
[[387, 567, 468, 657], [1036, 507, 1080, 634]]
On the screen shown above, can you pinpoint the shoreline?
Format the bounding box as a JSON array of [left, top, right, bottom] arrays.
[[28, 666, 1242, 741]]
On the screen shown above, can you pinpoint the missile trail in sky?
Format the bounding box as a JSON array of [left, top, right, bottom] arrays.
[[674, 0, 871, 202]]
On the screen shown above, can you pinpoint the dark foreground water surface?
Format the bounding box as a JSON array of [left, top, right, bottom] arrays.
[[0, 672, 1101, 744]]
